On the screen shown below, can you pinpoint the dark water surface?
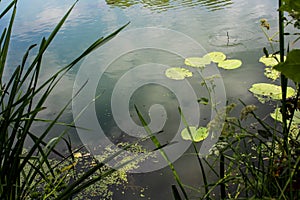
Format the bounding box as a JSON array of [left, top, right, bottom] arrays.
[[1, 0, 281, 199]]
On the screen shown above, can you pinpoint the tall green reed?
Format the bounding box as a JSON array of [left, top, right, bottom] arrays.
[[0, 1, 130, 199], [135, 105, 190, 200]]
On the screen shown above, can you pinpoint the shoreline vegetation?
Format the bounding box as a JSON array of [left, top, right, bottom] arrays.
[[0, 1, 135, 199]]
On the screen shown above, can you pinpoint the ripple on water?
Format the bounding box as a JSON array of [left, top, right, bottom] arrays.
[[106, 0, 233, 12], [208, 27, 256, 48]]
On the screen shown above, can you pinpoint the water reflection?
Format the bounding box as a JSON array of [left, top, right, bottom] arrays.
[[105, 0, 233, 11]]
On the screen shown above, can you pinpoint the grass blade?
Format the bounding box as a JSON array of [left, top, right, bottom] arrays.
[[0, 1, 16, 81], [134, 105, 189, 200], [178, 107, 209, 198], [172, 185, 183, 200], [0, 0, 15, 19]]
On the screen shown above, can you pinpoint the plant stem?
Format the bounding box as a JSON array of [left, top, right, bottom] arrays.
[[278, 0, 293, 198], [278, 0, 288, 145], [220, 154, 225, 199]]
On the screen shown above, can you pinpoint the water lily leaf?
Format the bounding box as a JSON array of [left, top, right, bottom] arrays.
[[264, 67, 280, 81], [249, 83, 295, 102], [218, 59, 242, 69], [181, 126, 208, 142], [259, 54, 285, 67], [206, 52, 226, 63], [270, 107, 300, 125], [274, 49, 300, 83], [73, 152, 82, 158], [184, 55, 211, 68], [165, 67, 192, 80]]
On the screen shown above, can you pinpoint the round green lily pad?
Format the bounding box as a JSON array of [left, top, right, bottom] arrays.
[[249, 83, 295, 100], [184, 55, 211, 68], [218, 59, 242, 69], [181, 126, 209, 142], [165, 67, 192, 80], [270, 108, 300, 125], [259, 54, 286, 67], [206, 52, 226, 63]]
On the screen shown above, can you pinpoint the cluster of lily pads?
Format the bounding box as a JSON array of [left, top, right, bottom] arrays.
[[165, 52, 297, 142], [250, 54, 295, 103], [259, 54, 285, 81], [165, 51, 242, 81], [165, 52, 241, 141], [171, 52, 297, 142], [163, 52, 242, 142], [249, 54, 300, 128]]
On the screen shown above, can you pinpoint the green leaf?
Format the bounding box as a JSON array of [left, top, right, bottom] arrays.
[[218, 59, 242, 70], [184, 55, 211, 68], [249, 83, 295, 102], [270, 108, 300, 125], [181, 126, 208, 142], [165, 67, 192, 80], [171, 185, 183, 200], [280, 0, 300, 13], [274, 49, 300, 83], [264, 67, 280, 81], [205, 52, 226, 63], [259, 54, 285, 67]]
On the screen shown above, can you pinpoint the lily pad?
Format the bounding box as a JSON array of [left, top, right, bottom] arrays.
[[165, 67, 192, 80], [184, 55, 211, 68], [264, 67, 280, 81], [259, 54, 286, 67], [73, 152, 82, 158], [270, 108, 300, 125], [249, 83, 295, 101], [218, 59, 242, 69], [181, 126, 209, 142], [206, 52, 226, 63]]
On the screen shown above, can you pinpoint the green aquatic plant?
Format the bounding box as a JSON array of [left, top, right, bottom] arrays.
[[167, 51, 241, 81], [205, 51, 226, 63], [184, 55, 211, 68], [264, 67, 281, 81], [270, 107, 300, 125], [218, 59, 242, 70], [249, 83, 295, 102], [259, 54, 284, 81], [259, 54, 285, 67], [260, 54, 283, 80], [30, 142, 151, 200], [50, 143, 153, 200], [180, 126, 208, 142], [165, 67, 193, 80]]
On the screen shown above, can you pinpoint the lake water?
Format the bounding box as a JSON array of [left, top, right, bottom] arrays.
[[1, 0, 284, 199]]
